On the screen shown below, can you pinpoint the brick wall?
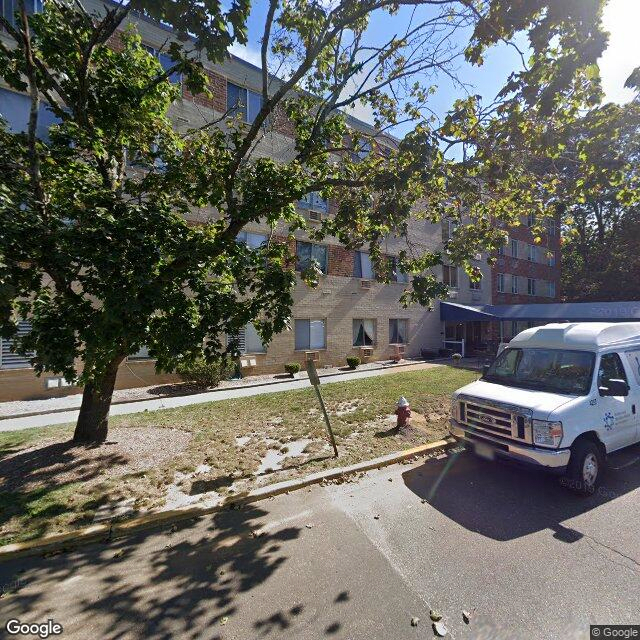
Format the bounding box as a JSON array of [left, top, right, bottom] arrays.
[[182, 69, 227, 113], [328, 245, 355, 277]]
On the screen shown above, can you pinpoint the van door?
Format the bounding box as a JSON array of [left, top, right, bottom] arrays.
[[623, 349, 640, 444], [596, 352, 636, 451]]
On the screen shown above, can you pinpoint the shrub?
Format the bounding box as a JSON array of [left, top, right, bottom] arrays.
[[284, 362, 301, 375], [176, 357, 235, 388], [346, 356, 361, 369], [452, 352, 463, 363]]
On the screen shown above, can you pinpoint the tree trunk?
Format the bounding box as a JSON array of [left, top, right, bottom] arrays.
[[73, 358, 122, 443]]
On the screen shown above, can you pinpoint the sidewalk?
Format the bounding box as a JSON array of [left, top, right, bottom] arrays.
[[0, 360, 443, 432]]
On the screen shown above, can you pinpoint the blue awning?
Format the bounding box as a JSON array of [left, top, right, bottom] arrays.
[[440, 300, 640, 322]]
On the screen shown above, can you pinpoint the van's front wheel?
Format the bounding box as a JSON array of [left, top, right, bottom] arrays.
[[564, 439, 604, 495]]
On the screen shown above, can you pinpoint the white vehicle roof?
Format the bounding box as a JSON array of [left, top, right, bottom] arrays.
[[509, 322, 640, 352]]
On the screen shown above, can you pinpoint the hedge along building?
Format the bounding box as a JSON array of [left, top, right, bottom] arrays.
[[0, 0, 493, 402]]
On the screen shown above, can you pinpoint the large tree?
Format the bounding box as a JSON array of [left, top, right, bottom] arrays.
[[0, 0, 607, 442]]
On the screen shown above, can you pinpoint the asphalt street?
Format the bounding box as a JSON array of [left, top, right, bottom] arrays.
[[1, 444, 639, 640]]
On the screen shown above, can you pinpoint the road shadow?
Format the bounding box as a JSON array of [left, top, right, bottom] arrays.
[[402, 444, 640, 541], [0, 504, 303, 640]]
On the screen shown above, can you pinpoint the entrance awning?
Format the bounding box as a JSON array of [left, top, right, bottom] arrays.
[[440, 300, 640, 322]]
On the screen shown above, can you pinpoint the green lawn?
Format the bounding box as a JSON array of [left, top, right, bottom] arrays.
[[0, 365, 476, 545]]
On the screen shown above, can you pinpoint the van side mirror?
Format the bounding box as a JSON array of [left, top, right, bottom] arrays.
[[599, 379, 629, 397], [481, 364, 491, 377]]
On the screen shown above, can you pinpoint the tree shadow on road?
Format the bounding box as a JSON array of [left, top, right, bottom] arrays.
[[403, 444, 640, 541]]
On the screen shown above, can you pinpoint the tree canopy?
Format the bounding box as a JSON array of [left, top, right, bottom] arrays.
[[0, 0, 614, 440]]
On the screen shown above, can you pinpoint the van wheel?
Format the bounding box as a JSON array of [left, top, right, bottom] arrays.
[[564, 439, 604, 495]]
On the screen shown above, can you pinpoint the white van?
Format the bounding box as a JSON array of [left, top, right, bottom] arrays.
[[449, 322, 640, 494]]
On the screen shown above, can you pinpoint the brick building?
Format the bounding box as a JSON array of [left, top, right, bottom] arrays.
[[0, 1, 495, 400]]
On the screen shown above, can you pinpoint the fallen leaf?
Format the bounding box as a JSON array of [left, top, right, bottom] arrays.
[[433, 621, 448, 637], [388, 478, 393, 482], [305, 524, 314, 529], [462, 610, 471, 624], [410, 617, 420, 627], [113, 550, 125, 559], [430, 610, 442, 621], [220, 616, 229, 625], [373, 514, 380, 520]]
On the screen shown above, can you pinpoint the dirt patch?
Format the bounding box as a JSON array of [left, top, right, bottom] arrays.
[[0, 427, 192, 494]]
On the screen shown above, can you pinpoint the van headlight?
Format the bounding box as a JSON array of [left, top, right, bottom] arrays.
[[532, 420, 563, 448]]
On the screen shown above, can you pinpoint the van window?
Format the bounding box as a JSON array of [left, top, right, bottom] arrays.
[[597, 353, 628, 388], [484, 348, 595, 395]]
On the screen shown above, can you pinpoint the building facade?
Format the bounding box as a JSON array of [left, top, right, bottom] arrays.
[[1, 2, 502, 400]]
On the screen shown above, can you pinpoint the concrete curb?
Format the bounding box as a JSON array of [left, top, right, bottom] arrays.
[[0, 359, 441, 421], [0, 438, 456, 562]]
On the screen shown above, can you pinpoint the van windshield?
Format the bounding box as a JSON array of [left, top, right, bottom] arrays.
[[483, 348, 595, 395]]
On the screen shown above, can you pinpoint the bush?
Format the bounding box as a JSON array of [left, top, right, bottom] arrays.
[[346, 356, 361, 369], [284, 362, 301, 375], [176, 357, 235, 388], [452, 352, 463, 363]]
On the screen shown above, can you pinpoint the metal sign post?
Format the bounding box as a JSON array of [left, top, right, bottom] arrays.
[[306, 360, 338, 458]]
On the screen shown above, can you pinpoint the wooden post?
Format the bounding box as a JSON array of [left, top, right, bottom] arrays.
[[306, 360, 338, 458]]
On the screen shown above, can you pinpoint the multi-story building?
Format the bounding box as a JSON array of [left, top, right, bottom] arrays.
[[0, 1, 489, 400]]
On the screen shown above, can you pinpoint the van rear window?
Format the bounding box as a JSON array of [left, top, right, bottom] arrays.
[[484, 348, 595, 395]]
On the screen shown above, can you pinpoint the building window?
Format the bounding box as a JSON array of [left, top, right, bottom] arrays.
[[547, 250, 556, 267], [443, 219, 458, 241], [237, 230, 267, 249], [389, 319, 408, 345], [546, 217, 557, 237], [497, 273, 505, 293], [298, 192, 328, 214], [227, 82, 263, 123], [511, 275, 519, 294], [353, 251, 375, 279], [527, 278, 536, 296], [469, 274, 482, 290], [548, 280, 556, 298], [1, 0, 42, 27], [510, 239, 518, 258], [390, 257, 409, 283], [128, 346, 152, 361], [231, 323, 266, 354], [527, 244, 537, 262], [353, 319, 375, 346], [0, 319, 34, 369], [497, 243, 505, 256], [526, 212, 535, 227], [143, 45, 182, 84], [442, 265, 458, 289], [512, 320, 519, 337], [295, 319, 326, 350], [296, 241, 328, 274]]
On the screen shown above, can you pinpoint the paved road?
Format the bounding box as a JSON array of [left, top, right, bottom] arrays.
[[0, 362, 441, 432], [1, 445, 639, 639]]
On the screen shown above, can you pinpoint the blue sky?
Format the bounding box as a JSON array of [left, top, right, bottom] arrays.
[[229, 0, 639, 134]]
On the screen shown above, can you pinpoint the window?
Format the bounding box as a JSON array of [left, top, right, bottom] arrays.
[[526, 212, 535, 227], [1, 0, 42, 28], [143, 45, 181, 84], [469, 274, 482, 290], [511, 274, 519, 294], [443, 265, 458, 289], [527, 244, 537, 262], [497, 273, 505, 293], [548, 281, 556, 298], [445, 219, 458, 240], [497, 243, 505, 256], [527, 278, 536, 296], [128, 346, 152, 361], [232, 323, 266, 354], [0, 320, 34, 369], [598, 353, 628, 389], [227, 82, 263, 123], [237, 230, 267, 249], [510, 239, 519, 258], [353, 251, 375, 279], [0, 88, 60, 140], [353, 319, 375, 346], [547, 250, 556, 267], [389, 319, 408, 345], [295, 319, 326, 350], [296, 241, 328, 274], [298, 192, 328, 214], [546, 217, 557, 237], [390, 257, 409, 283]]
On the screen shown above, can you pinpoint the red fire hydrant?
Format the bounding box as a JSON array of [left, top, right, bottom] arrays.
[[395, 396, 411, 430]]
